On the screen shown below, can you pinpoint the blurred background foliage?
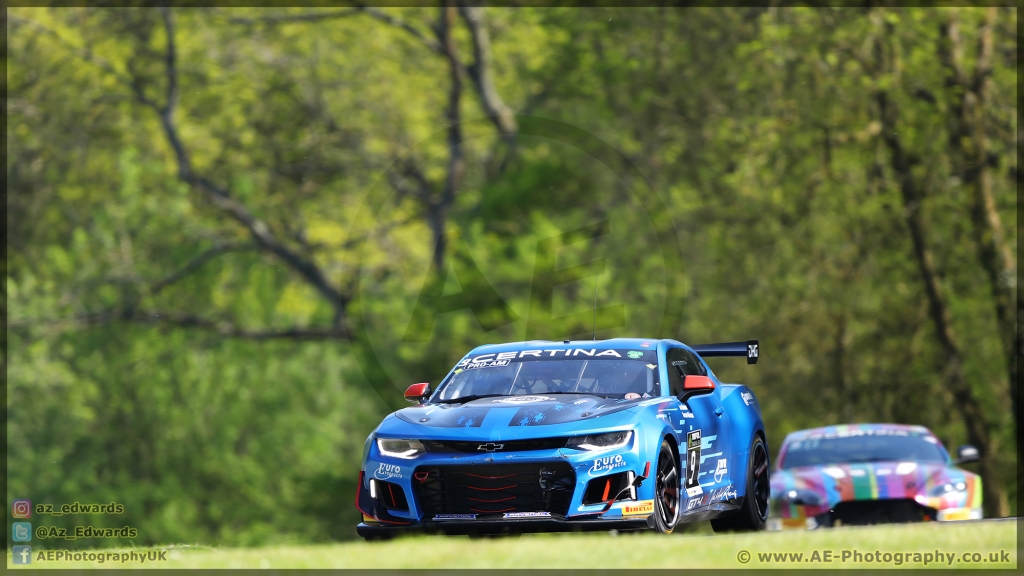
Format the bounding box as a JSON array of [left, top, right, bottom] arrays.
[[6, 5, 1018, 546]]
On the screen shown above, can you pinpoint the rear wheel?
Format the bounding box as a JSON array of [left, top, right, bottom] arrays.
[[711, 434, 769, 533], [650, 439, 680, 534]]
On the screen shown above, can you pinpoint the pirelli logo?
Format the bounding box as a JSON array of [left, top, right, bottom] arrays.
[[621, 500, 654, 517]]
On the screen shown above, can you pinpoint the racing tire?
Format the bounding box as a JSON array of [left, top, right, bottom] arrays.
[[650, 438, 680, 534], [711, 434, 769, 533]]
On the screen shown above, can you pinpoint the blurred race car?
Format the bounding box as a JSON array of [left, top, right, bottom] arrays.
[[356, 338, 769, 539], [767, 423, 981, 530]]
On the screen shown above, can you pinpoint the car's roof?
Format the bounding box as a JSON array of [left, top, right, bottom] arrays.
[[783, 423, 934, 443], [466, 338, 672, 355]]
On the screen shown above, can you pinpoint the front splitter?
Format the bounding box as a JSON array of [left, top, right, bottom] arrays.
[[357, 516, 651, 538]]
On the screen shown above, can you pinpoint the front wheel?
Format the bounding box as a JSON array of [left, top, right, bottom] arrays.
[[650, 439, 680, 534], [711, 434, 769, 533]]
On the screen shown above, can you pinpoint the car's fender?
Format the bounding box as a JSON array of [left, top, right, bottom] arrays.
[[719, 384, 766, 494]]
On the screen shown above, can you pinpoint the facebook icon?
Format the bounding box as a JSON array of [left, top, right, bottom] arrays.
[[13, 545, 32, 565]]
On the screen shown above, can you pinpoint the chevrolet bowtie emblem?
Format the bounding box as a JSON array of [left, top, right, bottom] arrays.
[[477, 443, 505, 452]]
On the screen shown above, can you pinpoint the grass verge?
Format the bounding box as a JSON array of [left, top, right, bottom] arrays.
[[6, 520, 1017, 569]]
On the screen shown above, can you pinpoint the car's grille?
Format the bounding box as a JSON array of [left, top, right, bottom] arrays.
[[372, 479, 409, 511], [412, 463, 575, 518], [582, 471, 633, 506], [421, 438, 569, 453], [824, 499, 937, 527]]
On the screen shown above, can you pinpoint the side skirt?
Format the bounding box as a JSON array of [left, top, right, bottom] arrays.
[[676, 498, 742, 524]]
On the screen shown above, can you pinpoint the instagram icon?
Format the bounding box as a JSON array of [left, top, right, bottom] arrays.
[[12, 499, 32, 518]]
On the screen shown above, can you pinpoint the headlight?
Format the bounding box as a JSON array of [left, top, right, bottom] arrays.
[[376, 438, 425, 459], [780, 489, 824, 507], [929, 481, 968, 497], [566, 431, 633, 451]]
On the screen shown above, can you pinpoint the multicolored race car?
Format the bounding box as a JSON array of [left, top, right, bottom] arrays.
[[767, 423, 982, 530], [355, 338, 768, 539]]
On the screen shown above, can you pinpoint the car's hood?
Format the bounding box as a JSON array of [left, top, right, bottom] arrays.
[[770, 460, 980, 515], [383, 393, 643, 439]]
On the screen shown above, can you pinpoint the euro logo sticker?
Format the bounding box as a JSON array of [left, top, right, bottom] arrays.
[[589, 454, 627, 474], [373, 463, 403, 480]]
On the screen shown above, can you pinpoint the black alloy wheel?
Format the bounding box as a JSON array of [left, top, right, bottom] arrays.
[[650, 439, 680, 534], [711, 434, 769, 533]]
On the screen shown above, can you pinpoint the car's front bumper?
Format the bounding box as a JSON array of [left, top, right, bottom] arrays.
[[766, 498, 983, 530], [356, 515, 651, 538], [357, 437, 657, 529]]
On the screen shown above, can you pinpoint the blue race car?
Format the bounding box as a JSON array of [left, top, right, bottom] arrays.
[[356, 338, 768, 539]]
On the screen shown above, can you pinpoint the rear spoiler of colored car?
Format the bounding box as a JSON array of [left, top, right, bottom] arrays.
[[692, 340, 759, 364]]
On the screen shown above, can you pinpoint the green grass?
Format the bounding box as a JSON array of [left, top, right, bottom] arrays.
[[7, 521, 1017, 569]]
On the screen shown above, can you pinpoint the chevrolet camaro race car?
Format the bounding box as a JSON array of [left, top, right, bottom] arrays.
[[356, 338, 769, 539], [767, 423, 982, 530]]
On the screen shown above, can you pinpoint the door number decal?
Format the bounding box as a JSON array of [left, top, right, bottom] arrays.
[[685, 430, 702, 496]]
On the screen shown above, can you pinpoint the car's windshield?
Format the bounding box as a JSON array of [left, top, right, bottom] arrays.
[[434, 348, 660, 401], [779, 430, 947, 469]]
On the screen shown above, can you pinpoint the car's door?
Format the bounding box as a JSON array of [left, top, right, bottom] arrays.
[[667, 347, 732, 512]]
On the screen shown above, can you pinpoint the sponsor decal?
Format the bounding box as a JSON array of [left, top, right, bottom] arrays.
[[627, 351, 644, 359], [781, 517, 806, 529], [589, 454, 627, 474], [714, 459, 728, 483], [622, 500, 655, 516], [458, 349, 635, 366], [462, 359, 511, 370], [805, 428, 911, 440], [641, 342, 651, 348], [740, 391, 754, 406], [747, 343, 758, 360], [685, 430, 702, 492], [709, 486, 738, 502], [938, 508, 971, 521], [373, 463, 403, 480], [434, 514, 478, 521], [503, 512, 551, 519], [686, 496, 705, 511], [494, 395, 554, 404], [686, 486, 703, 497], [362, 514, 380, 523]]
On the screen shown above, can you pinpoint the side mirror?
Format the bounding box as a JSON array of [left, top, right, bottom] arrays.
[[683, 375, 715, 392], [404, 383, 430, 404], [954, 445, 979, 465]]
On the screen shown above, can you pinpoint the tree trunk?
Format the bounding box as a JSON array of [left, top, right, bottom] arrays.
[[939, 9, 1018, 462], [875, 87, 1009, 517], [870, 11, 1007, 516]]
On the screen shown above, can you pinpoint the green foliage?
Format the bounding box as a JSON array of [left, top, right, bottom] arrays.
[[6, 6, 1017, 547]]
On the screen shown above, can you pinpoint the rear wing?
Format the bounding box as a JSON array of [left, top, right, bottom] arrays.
[[691, 340, 759, 364]]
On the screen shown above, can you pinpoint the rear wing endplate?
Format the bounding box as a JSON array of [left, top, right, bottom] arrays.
[[691, 340, 759, 364]]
